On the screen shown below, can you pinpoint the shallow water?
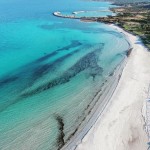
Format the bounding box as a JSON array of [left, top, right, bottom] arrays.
[[0, 0, 130, 149]]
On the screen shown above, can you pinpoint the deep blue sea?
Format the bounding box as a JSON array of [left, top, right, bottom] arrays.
[[0, 0, 130, 149]]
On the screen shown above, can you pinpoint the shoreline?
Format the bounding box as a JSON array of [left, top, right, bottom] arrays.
[[62, 56, 128, 150], [61, 24, 132, 149], [76, 24, 150, 150]]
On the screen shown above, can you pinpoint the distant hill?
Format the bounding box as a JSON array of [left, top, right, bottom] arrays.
[[113, 0, 150, 3], [96, 0, 150, 4]]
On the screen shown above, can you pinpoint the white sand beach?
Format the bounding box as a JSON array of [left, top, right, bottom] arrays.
[[76, 25, 150, 150]]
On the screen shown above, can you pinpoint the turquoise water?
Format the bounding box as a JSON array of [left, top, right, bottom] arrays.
[[75, 10, 116, 17], [0, 0, 130, 150]]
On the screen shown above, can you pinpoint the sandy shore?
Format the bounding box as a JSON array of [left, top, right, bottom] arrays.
[[76, 25, 150, 150]]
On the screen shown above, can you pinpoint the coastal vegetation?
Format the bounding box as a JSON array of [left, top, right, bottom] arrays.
[[82, 2, 150, 49], [110, 3, 150, 49]]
